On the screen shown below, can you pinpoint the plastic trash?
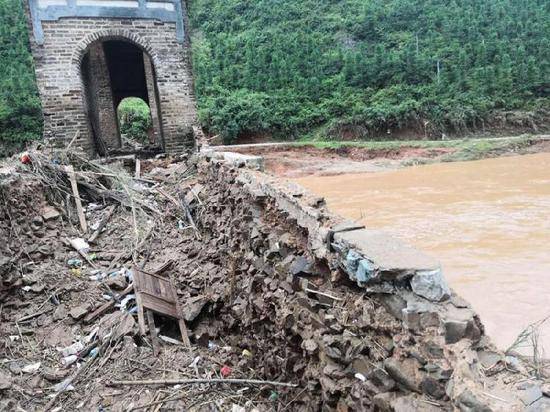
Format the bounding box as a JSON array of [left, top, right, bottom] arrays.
[[20, 152, 31, 164], [58, 341, 84, 357], [69, 238, 90, 253], [118, 294, 136, 312], [189, 356, 201, 369], [84, 327, 99, 344], [354, 372, 366, 382], [220, 365, 232, 377], [61, 355, 78, 367], [88, 347, 99, 359], [89, 272, 107, 281], [53, 377, 75, 392], [67, 258, 83, 268]]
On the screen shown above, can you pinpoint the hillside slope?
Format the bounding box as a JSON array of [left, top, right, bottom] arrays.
[[189, 0, 550, 143], [0, 0, 42, 155], [0, 0, 548, 151]]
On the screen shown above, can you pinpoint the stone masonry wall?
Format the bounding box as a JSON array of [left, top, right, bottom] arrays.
[[194, 150, 537, 411], [84, 42, 120, 150], [28, 17, 199, 154]]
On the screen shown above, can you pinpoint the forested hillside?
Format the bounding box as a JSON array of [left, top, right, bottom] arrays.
[[0, 0, 42, 155], [189, 0, 550, 142], [0, 0, 549, 150]]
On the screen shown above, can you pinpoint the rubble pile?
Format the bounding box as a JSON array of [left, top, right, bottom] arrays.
[[0, 174, 58, 297], [0, 149, 548, 411]]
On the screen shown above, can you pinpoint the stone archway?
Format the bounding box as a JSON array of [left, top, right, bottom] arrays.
[[28, 15, 199, 155], [78, 35, 164, 155]]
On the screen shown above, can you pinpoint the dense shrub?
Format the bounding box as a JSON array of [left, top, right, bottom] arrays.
[[190, 0, 550, 142], [0, 0, 42, 156], [117, 97, 152, 142]]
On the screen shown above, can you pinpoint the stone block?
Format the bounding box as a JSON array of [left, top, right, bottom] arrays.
[[334, 229, 441, 286], [410, 269, 450, 302]]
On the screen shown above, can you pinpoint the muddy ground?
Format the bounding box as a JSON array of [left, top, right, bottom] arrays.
[[223, 137, 550, 178], [0, 152, 408, 411]]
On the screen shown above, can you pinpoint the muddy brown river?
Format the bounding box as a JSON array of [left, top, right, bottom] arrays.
[[296, 152, 550, 354]]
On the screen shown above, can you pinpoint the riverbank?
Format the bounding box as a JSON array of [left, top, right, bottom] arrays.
[[214, 134, 550, 178], [294, 152, 550, 355]]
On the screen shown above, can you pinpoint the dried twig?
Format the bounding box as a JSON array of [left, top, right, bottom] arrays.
[[108, 378, 298, 388]]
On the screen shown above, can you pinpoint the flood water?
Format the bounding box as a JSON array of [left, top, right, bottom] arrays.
[[296, 153, 550, 354]]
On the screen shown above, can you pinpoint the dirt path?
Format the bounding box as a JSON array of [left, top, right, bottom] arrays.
[[215, 135, 550, 178]]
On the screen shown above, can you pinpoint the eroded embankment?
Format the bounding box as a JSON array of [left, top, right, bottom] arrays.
[[0, 151, 547, 411]]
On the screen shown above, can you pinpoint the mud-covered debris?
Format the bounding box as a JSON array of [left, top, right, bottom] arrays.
[[69, 305, 88, 320], [183, 295, 208, 322], [0, 372, 12, 390], [105, 274, 127, 290], [519, 385, 543, 406], [98, 311, 136, 341], [42, 206, 60, 221], [21, 362, 41, 374]]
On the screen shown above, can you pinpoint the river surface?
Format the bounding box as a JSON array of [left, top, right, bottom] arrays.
[[296, 153, 550, 354]]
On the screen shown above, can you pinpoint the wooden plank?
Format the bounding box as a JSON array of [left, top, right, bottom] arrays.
[[83, 284, 134, 323], [135, 292, 147, 336], [146, 310, 160, 356], [152, 260, 174, 275], [65, 165, 87, 233], [140, 293, 178, 318], [178, 318, 191, 348], [84, 301, 114, 324], [135, 158, 141, 179]]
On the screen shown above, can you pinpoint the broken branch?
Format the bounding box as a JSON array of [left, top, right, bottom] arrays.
[[108, 378, 298, 388]]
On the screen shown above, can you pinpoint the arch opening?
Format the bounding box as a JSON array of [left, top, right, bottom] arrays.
[[80, 38, 163, 156], [117, 97, 157, 150]]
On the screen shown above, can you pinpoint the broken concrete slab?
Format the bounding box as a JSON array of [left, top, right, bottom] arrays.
[[334, 229, 441, 286], [520, 386, 543, 406], [383, 358, 423, 393], [477, 350, 502, 369], [205, 151, 265, 171], [53, 305, 67, 321], [69, 305, 88, 320], [0, 371, 12, 390]]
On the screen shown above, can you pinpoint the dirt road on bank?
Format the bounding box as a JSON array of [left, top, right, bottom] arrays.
[[219, 135, 550, 178]]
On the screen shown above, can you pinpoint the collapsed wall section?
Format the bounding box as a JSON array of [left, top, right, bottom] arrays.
[[179, 151, 524, 410]]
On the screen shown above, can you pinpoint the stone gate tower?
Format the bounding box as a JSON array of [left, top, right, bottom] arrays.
[[26, 0, 198, 155]]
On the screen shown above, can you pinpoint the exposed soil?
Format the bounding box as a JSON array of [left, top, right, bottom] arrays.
[[226, 137, 550, 178], [0, 152, 415, 410]]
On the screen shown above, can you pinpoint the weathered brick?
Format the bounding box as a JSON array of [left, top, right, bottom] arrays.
[[26, 10, 200, 155]]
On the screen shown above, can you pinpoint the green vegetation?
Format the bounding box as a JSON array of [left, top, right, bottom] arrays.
[[0, 0, 42, 156], [293, 134, 543, 164], [117, 97, 152, 142], [190, 0, 550, 143], [1, 0, 549, 153]]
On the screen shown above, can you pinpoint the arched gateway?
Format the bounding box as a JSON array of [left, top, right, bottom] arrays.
[[26, 0, 198, 155]]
